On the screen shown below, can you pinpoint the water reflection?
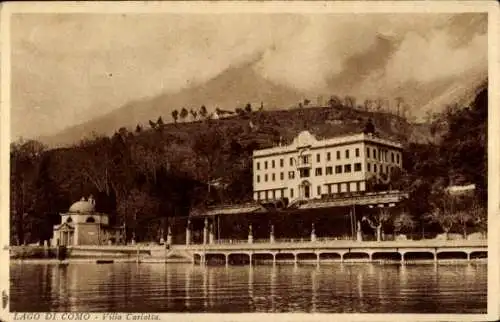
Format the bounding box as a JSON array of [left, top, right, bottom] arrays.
[[10, 262, 487, 314], [270, 265, 277, 312], [311, 268, 318, 312], [185, 265, 191, 308]]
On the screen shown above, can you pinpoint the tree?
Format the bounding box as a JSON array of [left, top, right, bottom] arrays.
[[328, 95, 342, 107], [344, 96, 356, 109], [190, 109, 198, 121], [157, 116, 164, 128], [235, 107, 245, 116], [363, 99, 373, 111], [199, 105, 208, 118], [425, 191, 458, 240], [10, 140, 46, 245], [135, 124, 143, 133], [149, 120, 157, 129], [171, 110, 179, 124], [375, 98, 384, 112], [303, 99, 311, 107], [191, 124, 226, 193], [362, 207, 392, 241], [245, 103, 252, 113], [180, 108, 189, 122], [393, 211, 416, 236], [117, 189, 161, 242]]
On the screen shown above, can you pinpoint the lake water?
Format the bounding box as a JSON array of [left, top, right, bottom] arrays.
[[10, 262, 487, 313]]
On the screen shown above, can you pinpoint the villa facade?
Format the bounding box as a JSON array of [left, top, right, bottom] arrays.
[[252, 130, 403, 202]]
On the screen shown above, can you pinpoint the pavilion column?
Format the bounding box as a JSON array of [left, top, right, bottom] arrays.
[[203, 217, 208, 245], [356, 220, 363, 242], [270, 224, 275, 243], [311, 223, 316, 242], [74, 225, 79, 246], [185, 219, 191, 245], [248, 224, 253, 244]]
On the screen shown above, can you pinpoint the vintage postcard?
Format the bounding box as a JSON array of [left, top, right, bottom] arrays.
[[1, 1, 499, 322]]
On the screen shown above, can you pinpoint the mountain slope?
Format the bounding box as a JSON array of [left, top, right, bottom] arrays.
[[39, 62, 310, 147]]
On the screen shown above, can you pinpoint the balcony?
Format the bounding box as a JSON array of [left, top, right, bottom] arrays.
[[296, 156, 312, 168]]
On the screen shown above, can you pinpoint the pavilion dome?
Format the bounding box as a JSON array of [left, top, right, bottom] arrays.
[[68, 196, 96, 213]]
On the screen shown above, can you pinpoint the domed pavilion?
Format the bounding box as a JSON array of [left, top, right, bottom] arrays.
[[52, 196, 125, 246]]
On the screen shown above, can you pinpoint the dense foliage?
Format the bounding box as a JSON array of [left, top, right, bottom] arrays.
[[10, 84, 487, 245]]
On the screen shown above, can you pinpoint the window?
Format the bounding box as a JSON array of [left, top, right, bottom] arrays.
[[257, 162, 260, 170], [354, 163, 362, 172], [280, 172, 284, 180], [86, 216, 95, 223], [265, 161, 268, 169], [317, 186, 321, 196], [265, 191, 269, 199], [345, 149, 350, 159], [373, 149, 377, 160], [290, 188, 294, 198], [316, 153, 321, 162], [66, 217, 73, 223], [272, 160, 275, 168], [327, 152, 331, 161], [326, 166, 333, 175], [335, 165, 342, 174], [396, 153, 400, 164], [356, 182, 360, 192], [280, 159, 284, 167], [367, 163, 371, 172], [289, 171, 295, 179], [374, 164, 377, 173], [300, 168, 310, 178], [257, 175, 260, 183], [290, 157, 294, 166], [272, 190, 276, 199], [336, 151, 341, 160], [272, 173, 276, 181], [315, 167, 323, 176], [265, 174, 268, 181], [366, 148, 370, 159], [355, 148, 360, 157], [391, 152, 395, 163], [344, 164, 352, 173]]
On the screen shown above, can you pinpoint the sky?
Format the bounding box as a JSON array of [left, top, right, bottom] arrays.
[[10, 12, 487, 140]]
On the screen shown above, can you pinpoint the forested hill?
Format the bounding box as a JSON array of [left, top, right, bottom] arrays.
[[10, 82, 487, 245]]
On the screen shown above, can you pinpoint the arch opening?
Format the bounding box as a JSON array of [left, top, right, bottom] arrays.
[[297, 253, 318, 263], [343, 252, 370, 261], [275, 253, 295, 263], [227, 253, 251, 265], [372, 252, 402, 261], [470, 251, 487, 259], [436, 252, 468, 260], [319, 253, 342, 260], [205, 253, 226, 265], [403, 252, 434, 261], [253, 253, 274, 264]]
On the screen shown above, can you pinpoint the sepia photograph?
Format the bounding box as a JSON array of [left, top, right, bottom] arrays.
[[1, 1, 498, 321]]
